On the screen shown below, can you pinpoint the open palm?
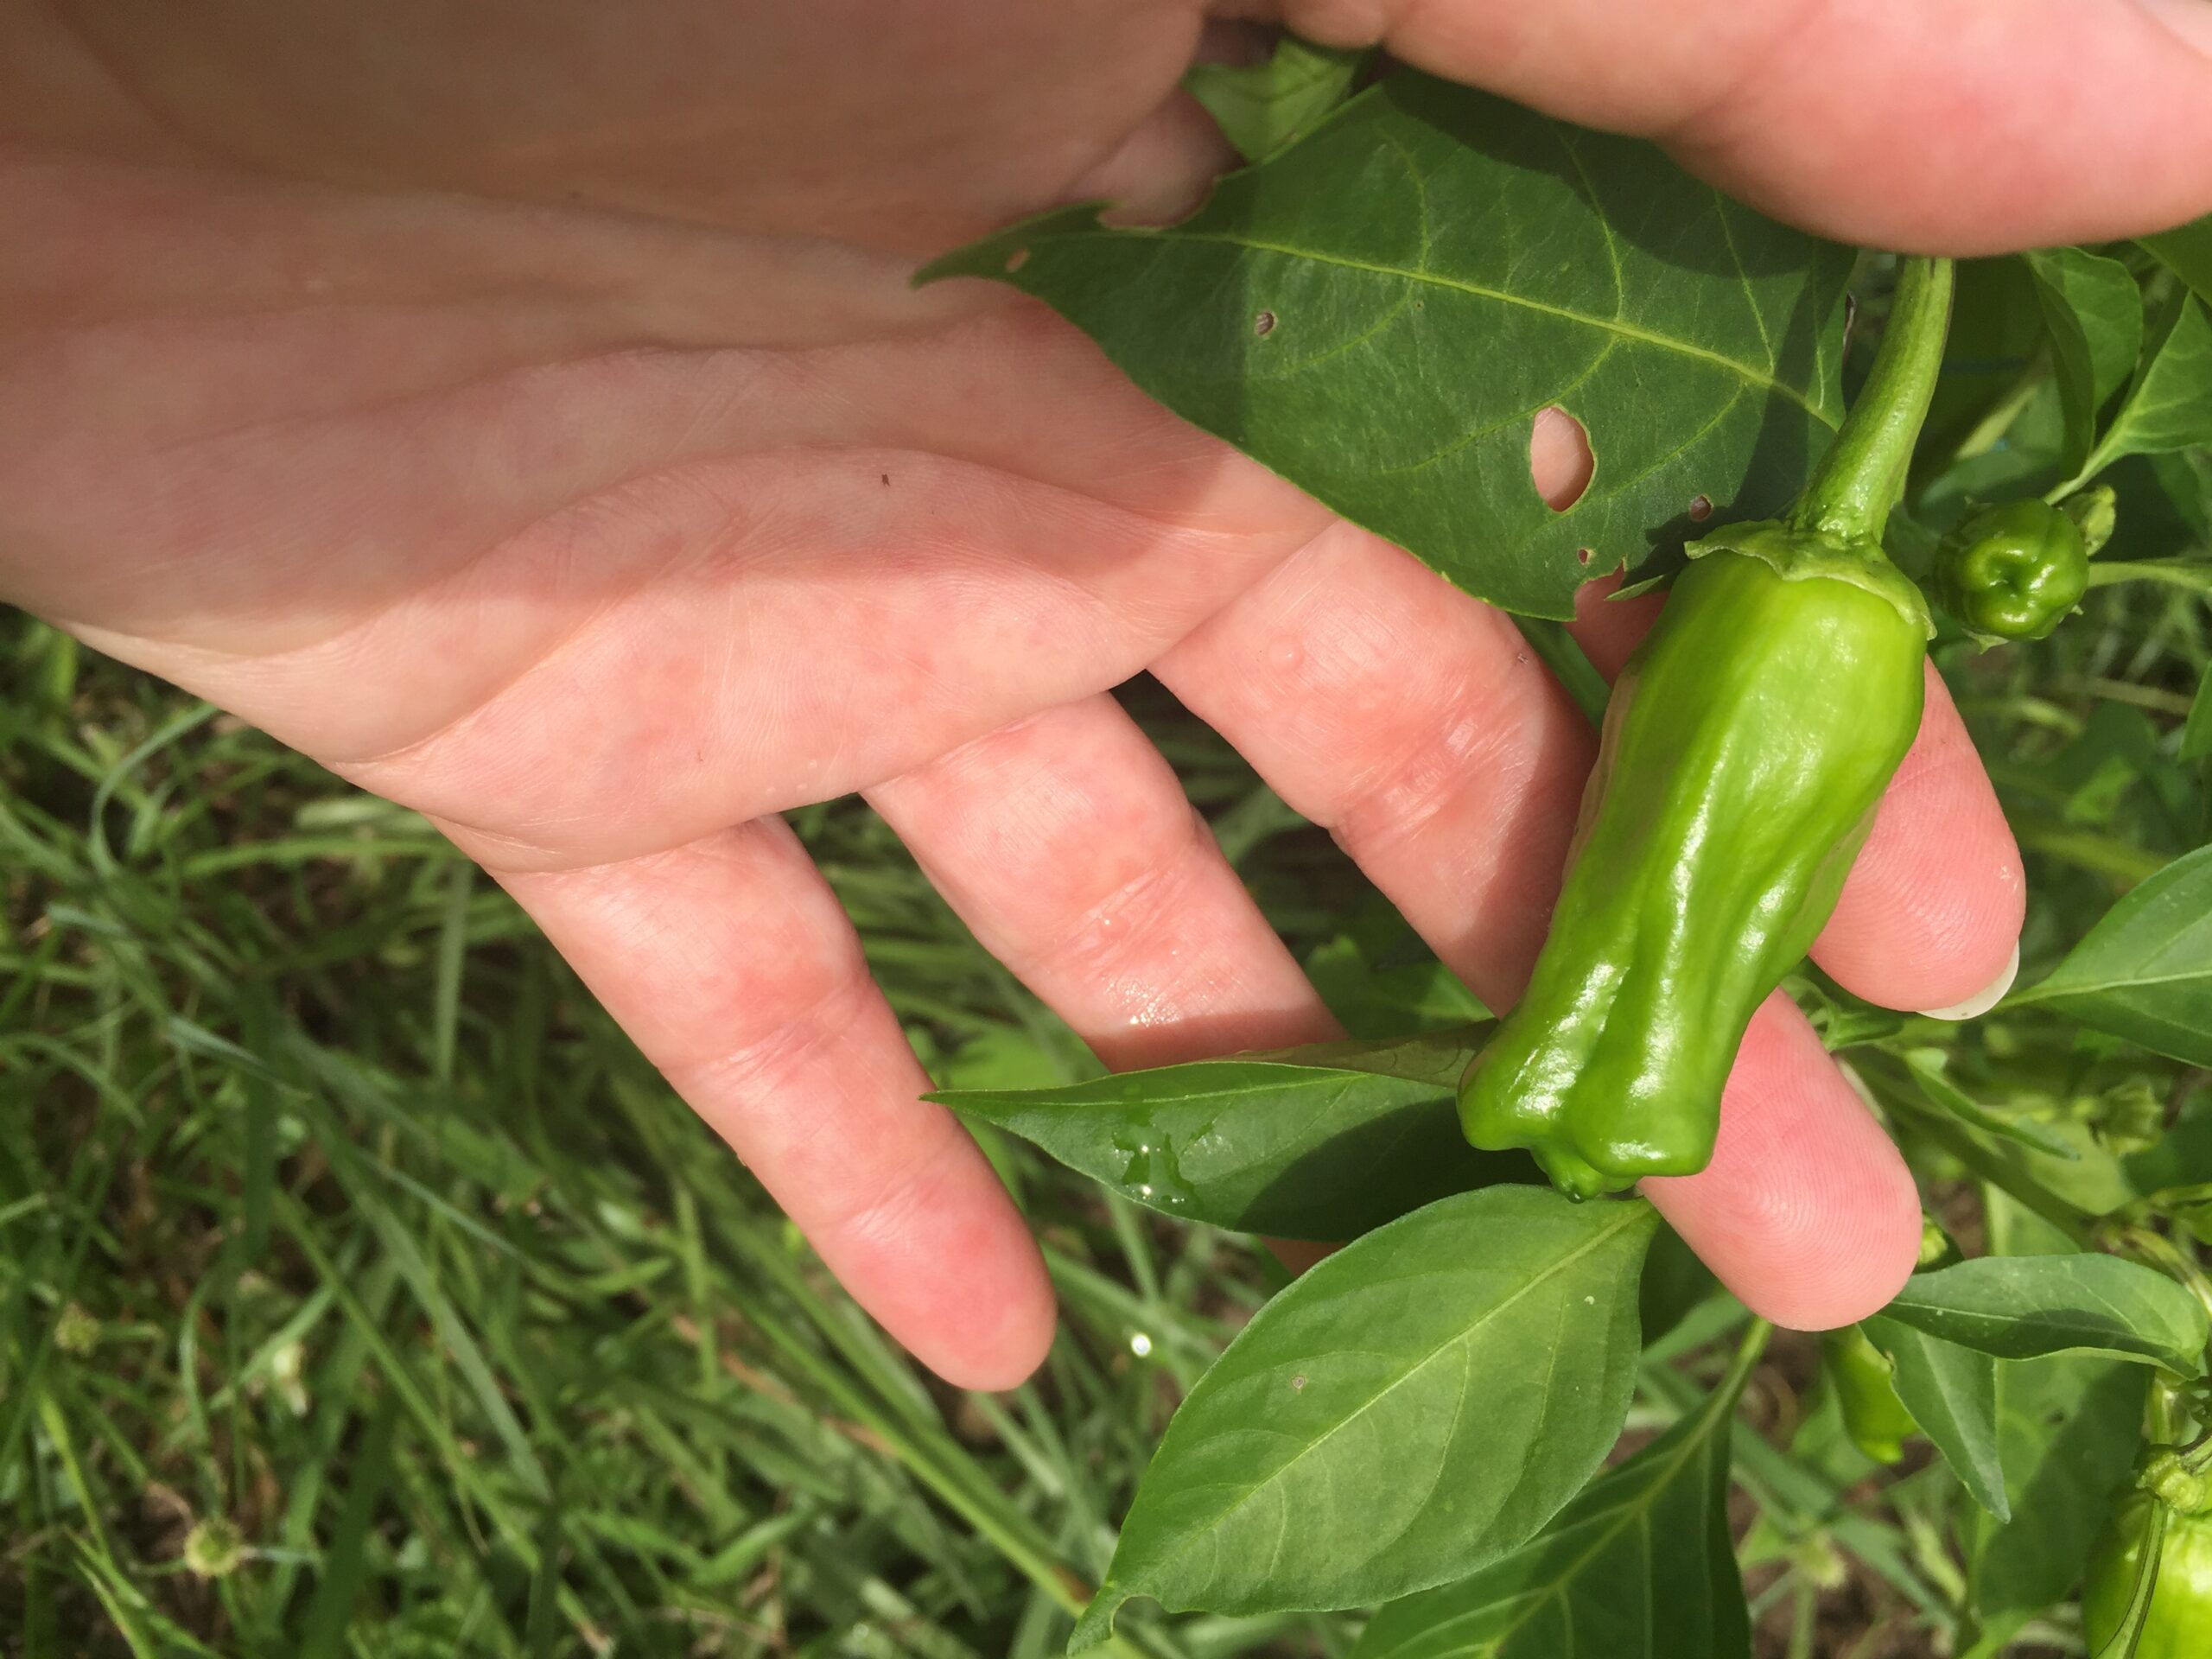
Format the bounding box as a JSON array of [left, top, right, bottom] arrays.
[[6, 0, 2209, 1386]]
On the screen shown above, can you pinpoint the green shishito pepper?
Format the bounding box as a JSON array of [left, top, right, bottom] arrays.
[[2084, 1455, 2212, 1658], [1459, 259, 1950, 1198], [1931, 496, 2093, 642]]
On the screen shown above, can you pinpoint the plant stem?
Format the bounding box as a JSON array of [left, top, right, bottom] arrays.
[[2082, 559, 2212, 594], [1790, 257, 1956, 545], [1512, 615, 1609, 723], [1879, 1087, 2094, 1248]]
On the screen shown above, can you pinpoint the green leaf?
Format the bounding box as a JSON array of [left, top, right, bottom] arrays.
[[1183, 35, 1369, 163], [2022, 248, 2142, 473], [932, 1028, 1534, 1238], [2012, 842, 2212, 1065], [1347, 1332, 1754, 1659], [1961, 1357, 2145, 1657], [1878, 1254, 2209, 1375], [1067, 1189, 1659, 1647], [920, 73, 1853, 619], [1862, 1315, 2009, 1521], [2141, 212, 2212, 308], [2072, 289, 2212, 487]]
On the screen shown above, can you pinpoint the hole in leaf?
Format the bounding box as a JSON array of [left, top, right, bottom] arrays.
[[1003, 247, 1030, 274], [1688, 493, 1713, 522], [1530, 406, 1593, 512], [1253, 309, 1277, 338], [1576, 547, 1593, 565]]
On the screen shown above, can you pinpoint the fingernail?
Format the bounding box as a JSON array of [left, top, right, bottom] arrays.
[[2140, 0, 2212, 60], [1917, 941, 2020, 1021]]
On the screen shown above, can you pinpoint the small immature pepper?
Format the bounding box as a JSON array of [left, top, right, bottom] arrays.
[[1931, 497, 2093, 642], [1821, 1325, 1919, 1465], [1459, 259, 1950, 1198]]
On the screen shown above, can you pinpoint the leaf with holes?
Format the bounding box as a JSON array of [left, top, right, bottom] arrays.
[[918, 73, 1854, 618], [1067, 1188, 1658, 1648]]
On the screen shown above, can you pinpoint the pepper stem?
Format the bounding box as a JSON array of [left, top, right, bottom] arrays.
[[1789, 257, 1955, 546]]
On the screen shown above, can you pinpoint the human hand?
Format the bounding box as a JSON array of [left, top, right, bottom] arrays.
[[5, 0, 2207, 1387]]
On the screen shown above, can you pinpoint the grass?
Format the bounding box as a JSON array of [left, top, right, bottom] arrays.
[[0, 616, 1362, 1658], [1, 518, 2206, 1656]]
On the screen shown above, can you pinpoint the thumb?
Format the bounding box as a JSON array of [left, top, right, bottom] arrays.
[[1281, 0, 2212, 252]]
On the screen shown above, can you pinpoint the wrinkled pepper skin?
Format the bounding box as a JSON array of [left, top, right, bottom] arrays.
[[1821, 1325, 1918, 1465], [1933, 499, 2089, 641], [1457, 531, 1927, 1198], [2084, 1493, 2212, 1656]]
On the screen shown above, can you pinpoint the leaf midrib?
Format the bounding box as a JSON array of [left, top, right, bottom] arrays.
[[1147, 1201, 1650, 1584], [1145, 229, 1835, 427]]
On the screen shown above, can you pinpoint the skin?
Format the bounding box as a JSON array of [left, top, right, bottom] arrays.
[[5, 1, 2209, 1389]]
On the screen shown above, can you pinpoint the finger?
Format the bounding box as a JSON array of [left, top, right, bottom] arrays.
[[1644, 993, 1923, 1328], [1569, 582, 2025, 1016], [1156, 523, 1921, 1324], [482, 817, 1055, 1390], [1156, 521, 1595, 1011], [868, 693, 1338, 1067], [1813, 663, 2025, 1014], [1287, 0, 2212, 251]]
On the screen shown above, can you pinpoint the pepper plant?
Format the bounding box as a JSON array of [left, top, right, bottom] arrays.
[[921, 41, 2212, 1659]]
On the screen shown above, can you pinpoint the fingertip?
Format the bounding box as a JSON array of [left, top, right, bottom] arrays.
[[1813, 663, 2025, 1013], [830, 1135, 1061, 1393], [1644, 995, 1922, 1331]]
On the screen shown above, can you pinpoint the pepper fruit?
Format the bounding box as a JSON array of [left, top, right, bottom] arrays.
[[1459, 259, 1949, 1198], [2084, 1453, 2212, 1657], [1931, 497, 2093, 642], [1822, 1325, 1919, 1464]]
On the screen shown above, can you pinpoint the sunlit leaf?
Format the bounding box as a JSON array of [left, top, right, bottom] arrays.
[[921, 73, 1853, 618], [1068, 1189, 1658, 1646]]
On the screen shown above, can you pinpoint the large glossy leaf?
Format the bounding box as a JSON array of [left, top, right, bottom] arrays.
[[1879, 1255, 2209, 1376], [1960, 1357, 2146, 1658], [932, 1028, 1534, 1238], [1349, 1335, 1752, 1659], [2022, 248, 2142, 473], [920, 73, 1853, 619], [2012, 842, 2212, 1065], [2072, 289, 2212, 486], [1067, 1189, 1659, 1647], [1863, 1315, 2008, 1521]]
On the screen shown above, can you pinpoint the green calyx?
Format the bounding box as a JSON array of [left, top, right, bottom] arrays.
[[1688, 520, 1934, 639]]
